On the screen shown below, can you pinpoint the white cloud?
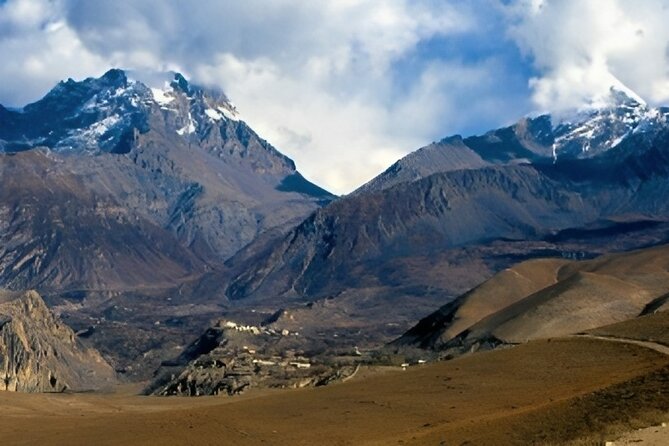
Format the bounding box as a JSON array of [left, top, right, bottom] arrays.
[[194, 53, 410, 192], [2, 0, 504, 194], [0, 0, 535, 193], [5, 0, 669, 193], [508, 0, 669, 112], [193, 51, 522, 194], [0, 0, 108, 106]]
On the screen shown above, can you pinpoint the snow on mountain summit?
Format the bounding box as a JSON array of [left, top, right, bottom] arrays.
[[550, 84, 656, 160], [131, 69, 242, 127], [0, 69, 245, 153]]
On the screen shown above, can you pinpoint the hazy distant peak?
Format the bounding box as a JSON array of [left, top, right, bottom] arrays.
[[552, 80, 647, 123]]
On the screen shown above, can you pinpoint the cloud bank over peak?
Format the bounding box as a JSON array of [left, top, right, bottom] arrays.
[[2, 0, 669, 193], [510, 0, 669, 113]]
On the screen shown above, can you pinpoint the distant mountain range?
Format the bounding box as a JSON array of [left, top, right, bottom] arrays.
[[4, 71, 669, 385], [225, 87, 669, 305]]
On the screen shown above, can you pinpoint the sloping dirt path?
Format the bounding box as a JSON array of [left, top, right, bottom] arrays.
[[571, 333, 669, 356]]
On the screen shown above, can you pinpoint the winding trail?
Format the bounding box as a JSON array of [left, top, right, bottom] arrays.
[[570, 333, 669, 356]]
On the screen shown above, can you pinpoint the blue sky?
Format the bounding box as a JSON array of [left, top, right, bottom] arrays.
[[1, 0, 669, 193]]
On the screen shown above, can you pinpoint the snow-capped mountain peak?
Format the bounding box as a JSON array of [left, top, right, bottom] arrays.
[[138, 70, 242, 128]]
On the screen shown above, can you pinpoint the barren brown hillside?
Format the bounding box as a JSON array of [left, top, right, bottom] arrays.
[[397, 243, 669, 352]]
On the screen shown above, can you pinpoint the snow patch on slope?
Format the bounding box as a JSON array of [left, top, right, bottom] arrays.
[[151, 87, 174, 106], [177, 112, 197, 135], [218, 105, 240, 122], [205, 108, 223, 121], [89, 115, 121, 136]]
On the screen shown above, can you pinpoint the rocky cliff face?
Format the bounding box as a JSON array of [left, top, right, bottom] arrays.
[[0, 290, 116, 392]]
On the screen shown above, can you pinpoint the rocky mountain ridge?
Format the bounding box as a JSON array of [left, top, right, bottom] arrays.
[[355, 87, 662, 194], [225, 107, 669, 305]]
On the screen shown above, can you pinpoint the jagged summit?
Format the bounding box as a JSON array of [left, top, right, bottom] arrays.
[[1, 69, 148, 153], [143, 70, 243, 132], [171, 72, 191, 93], [0, 69, 247, 154]]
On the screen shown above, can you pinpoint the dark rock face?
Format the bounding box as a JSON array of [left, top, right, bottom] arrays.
[[0, 151, 206, 292], [0, 290, 116, 392]]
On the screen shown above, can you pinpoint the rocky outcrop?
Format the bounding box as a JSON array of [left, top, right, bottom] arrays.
[[0, 290, 116, 392]]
